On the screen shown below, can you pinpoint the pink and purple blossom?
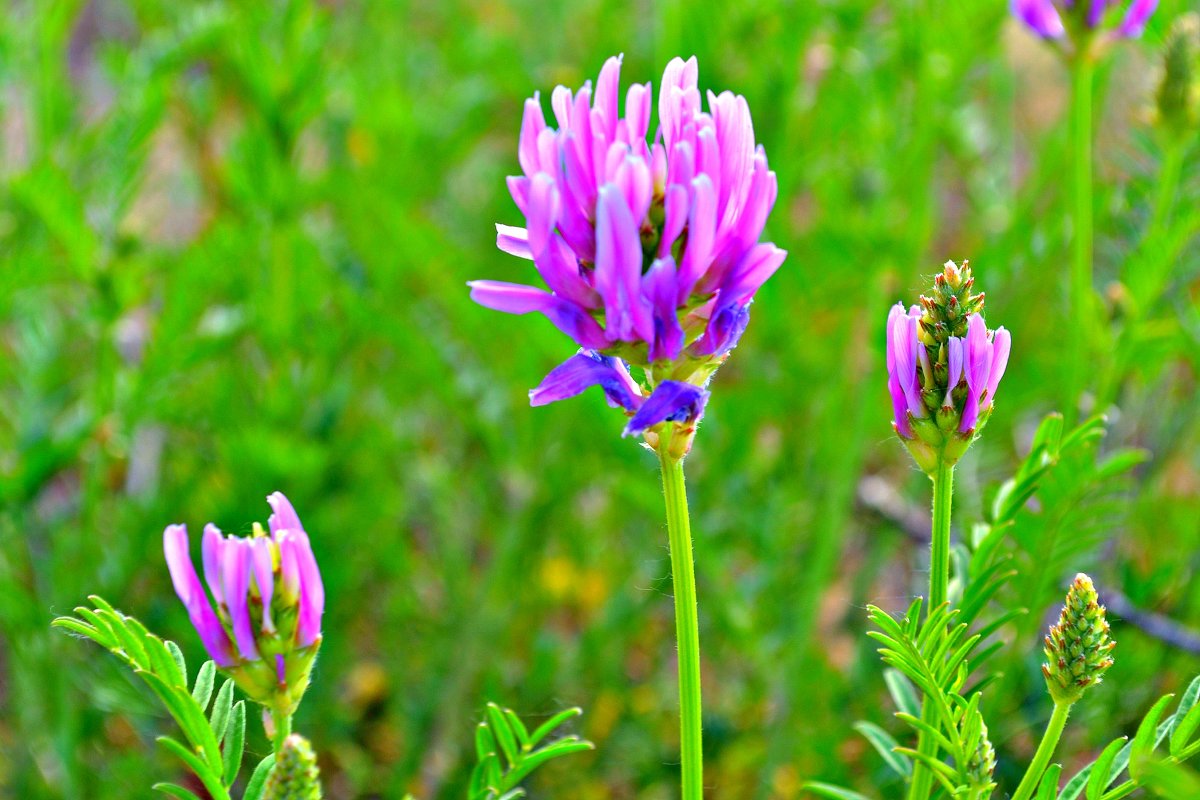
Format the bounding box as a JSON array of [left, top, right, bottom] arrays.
[[164, 492, 324, 669], [470, 55, 784, 436], [885, 299, 1011, 438]]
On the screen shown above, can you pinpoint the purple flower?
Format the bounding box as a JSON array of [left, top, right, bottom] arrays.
[[164, 493, 324, 674], [470, 55, 785, 437], [1011, 0, 1158, 40], [884, 293, 1011, 438], [885, 303, 926, 438]]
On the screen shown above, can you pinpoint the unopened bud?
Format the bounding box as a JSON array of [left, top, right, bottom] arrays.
[[265, 734, 323, 800], [1042, 573, 1116, 706], [1156, 14, 1200, 140]]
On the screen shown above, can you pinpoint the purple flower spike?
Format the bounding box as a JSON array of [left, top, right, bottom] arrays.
[[884, 260, 1011, 472], [164, 493, 324, 712], [164, 525, 236, 667], [624, 381, 710, 438], [470, 55, 784, 443]]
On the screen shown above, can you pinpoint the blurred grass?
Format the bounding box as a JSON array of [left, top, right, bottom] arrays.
[[0, 1, 1198, 798]]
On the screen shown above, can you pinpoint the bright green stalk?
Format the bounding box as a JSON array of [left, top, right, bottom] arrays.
[[272, 704, 293, 760], [1065, 55, 1094, 423], [658, 438, 703, 800], [907, 460, 955, 800], [1011, 702, 1072, 800]]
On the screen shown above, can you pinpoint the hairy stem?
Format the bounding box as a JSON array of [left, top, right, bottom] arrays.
[[907, 460, 954, 800], [272, 704, 293, 760], [1011, 702, 1072, 800], [658, 438, 703, 800]]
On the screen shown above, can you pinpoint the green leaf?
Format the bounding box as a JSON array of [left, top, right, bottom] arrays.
[[1170, 677, 1200, 756], [209, 679, 235, 743], [487, 703, 520, 768], [1138, 759, 1200, 798], [528, 707, 582, 746], [1037, 764, 1063, 800], [242, 755, 275, 800], [222, 701, 246, 786], [51, 617, 108, 646], [883, 669, 920, 718], [504, 740, 594, 786], [503, 707, 531, 751], [1130, 695, 1176, 781], [152, 783, 204, 800], [1082, 738, 1128, 800], [138, 670, 223, 771], [800, 782, 874, 800], [156, 736, 228, 800], [475, 721, 497, 762], [852, 721, 911, 778], [192, 661, 217, 710], [166, 641, 188, 684]]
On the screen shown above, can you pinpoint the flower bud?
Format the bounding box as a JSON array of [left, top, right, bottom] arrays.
[[264, 734, 322, 800], [1041, 573, 1116, 706], [966, 715, 997, 790], [163, 492, 324, 715], [1155, 14, 1200, 140], [885, 261, 1011, 473]]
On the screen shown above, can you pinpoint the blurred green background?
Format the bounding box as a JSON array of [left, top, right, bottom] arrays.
[[2, 1, 1199, 797]]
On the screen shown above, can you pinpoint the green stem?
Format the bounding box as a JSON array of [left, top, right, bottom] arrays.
[[658, 439, 703, 800], [907, 460, 954, 800], [271, 705, 293, 760], [1011, 702, 1072, 800], [1066, 55, 1094, 424], [928, 461, 954, 610]]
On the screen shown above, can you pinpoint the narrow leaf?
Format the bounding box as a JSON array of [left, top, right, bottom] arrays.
[[853, 721, 911, 778]]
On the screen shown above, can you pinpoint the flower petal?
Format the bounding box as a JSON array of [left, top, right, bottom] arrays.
[[985, 327, 1011, 407], [623, 380, 710, 437], [594, 184, 653, 342], [468, 280, 554, 314], [518, 93, 546, 176], [644, 256, 685, 362], [496, 224, 533, 260], [1012, 0, 1065, 37], [1117, 0, 1157, 37], [528, 350, 642, 409], [689, 299, 751, 358], [251, 537, 275, 634], [165, 524, 235, 667], [221, 537, 259, 661]]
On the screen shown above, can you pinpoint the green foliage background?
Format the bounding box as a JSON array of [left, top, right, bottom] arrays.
[[1, 1, 1198, 797]]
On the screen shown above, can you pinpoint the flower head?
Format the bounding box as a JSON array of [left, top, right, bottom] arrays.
[[1155, 14, 1200, 140], [470, 55, 785, 454], [164, 492, 324, 713], [1042, 573, 1116, 705], [263, 734, 322, 799], [1013, 0, 1159, 47], [885, 261, 1010, 472]]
